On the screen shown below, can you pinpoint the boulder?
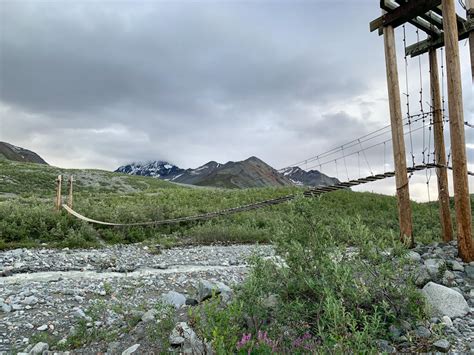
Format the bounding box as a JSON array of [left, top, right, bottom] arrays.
[[422, 282, 470, 318], [198, 280, 232, 302], [161, 291, 186, 309]]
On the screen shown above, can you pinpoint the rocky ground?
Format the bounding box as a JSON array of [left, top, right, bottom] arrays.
[[0, 240, 473, 354], [398, 240, 474, 354], [0, 244, 274, 354]]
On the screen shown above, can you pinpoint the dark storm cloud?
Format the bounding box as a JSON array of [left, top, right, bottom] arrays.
[[0, 1, 379, 120]]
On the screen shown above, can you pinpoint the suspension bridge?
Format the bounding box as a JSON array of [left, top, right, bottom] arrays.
[[59, 0, 474, 262]]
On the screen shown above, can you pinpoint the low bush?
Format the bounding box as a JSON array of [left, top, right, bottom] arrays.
[[192, 197, 428, 353]]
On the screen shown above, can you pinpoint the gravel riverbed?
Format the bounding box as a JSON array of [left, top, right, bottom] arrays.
[[0, 244, 274, 354]]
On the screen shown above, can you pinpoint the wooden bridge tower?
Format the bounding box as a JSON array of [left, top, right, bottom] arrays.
[[370, 0, 474, 261]]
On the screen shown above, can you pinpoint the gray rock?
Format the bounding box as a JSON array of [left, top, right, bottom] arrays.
[[399, 320, 412, 332], [465, 265, 474, 278], [36, 324, 48, 331], [450, 260, 464, 272], [1, 303, 12, 313], [73, 308, 92, 322], [425, 259, 444, 277], [415, 326, 431, 338], [141, 309, 158, 323], [442, 271, 456, 286], [161, 291, 186, 309], [22, 296, 38, 306], [389, 325, 402, 339], [415, 266, 431, 287], [375, 339, 396, 353], [169, 322, 210, 354], [422, 282, 470, 318], [107, 341, 121, 355], [407, 251, 422, 262], [122, 344, 140, 355], [433, 339, 450, 352], [441, 316, 453, 327], [198, 280, 232, 302], [29, 342, 49, 354]]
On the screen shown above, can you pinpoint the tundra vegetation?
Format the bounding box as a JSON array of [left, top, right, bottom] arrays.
[[1, 159, 472, 352]]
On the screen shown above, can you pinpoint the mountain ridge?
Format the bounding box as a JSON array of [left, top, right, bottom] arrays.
[[116, 157, 339, 189], [0, 142, 48, 165]]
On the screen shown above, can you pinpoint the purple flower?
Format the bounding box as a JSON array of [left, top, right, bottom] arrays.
[[237, 333, 252, 350]]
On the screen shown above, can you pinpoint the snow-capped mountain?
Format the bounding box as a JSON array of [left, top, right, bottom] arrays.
[[281, 166, 340, 187], [116, 158, 339, 189], [115, 161, 184, 180]]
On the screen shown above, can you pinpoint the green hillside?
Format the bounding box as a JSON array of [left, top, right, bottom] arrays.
[[0, 159, 465, 250]]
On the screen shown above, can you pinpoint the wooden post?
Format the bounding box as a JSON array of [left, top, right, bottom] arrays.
[[468, 0, 474, 82], [55, 175, 62, 211], [429, 48, 453, 242], [383, 23, 413, 247], [67, 175, 74, 209], [442, 0, 474, 262]]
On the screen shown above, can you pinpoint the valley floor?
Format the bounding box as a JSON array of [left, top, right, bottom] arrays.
[[0, 244, 274, 354]]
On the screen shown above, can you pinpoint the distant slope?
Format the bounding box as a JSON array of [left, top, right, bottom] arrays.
[[0, 142, 48, 165], [0, 159, 177, 197], [282, 166, 340, 187]]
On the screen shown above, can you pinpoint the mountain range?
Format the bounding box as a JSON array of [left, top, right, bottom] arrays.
[[116, 157, 339, 189], [0, 141, 339, 189], [0, 142, 48, 165]]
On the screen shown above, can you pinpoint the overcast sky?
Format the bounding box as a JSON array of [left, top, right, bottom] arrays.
[[0, 0, 472, 201]]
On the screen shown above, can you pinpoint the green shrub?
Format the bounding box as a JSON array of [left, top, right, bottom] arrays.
[[192, 197, 429, 353]]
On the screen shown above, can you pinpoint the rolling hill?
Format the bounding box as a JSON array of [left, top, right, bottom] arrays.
[[0, 142, 48, 165]]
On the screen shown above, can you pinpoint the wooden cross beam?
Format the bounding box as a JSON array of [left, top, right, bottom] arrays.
[[394, 0, 444, 30], [370, 0, 443, 36], [431, 4, 467, 29], [406, 18, 474, 57]]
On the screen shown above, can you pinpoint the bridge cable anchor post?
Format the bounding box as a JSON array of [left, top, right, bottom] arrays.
[[67, 175, 74, 209], [55, 175, 62, 212]]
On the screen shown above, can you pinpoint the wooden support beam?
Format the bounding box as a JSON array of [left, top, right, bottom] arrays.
[[67, 175, 74, 209], [442, 0, 474, 262], [406, 18, 474, 57], [429, 48, 453, 242], [383, 23, 414, 247], [468, 0, 474, 82], [371, 0, 443, 36], [55, 175, 62, 211]]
